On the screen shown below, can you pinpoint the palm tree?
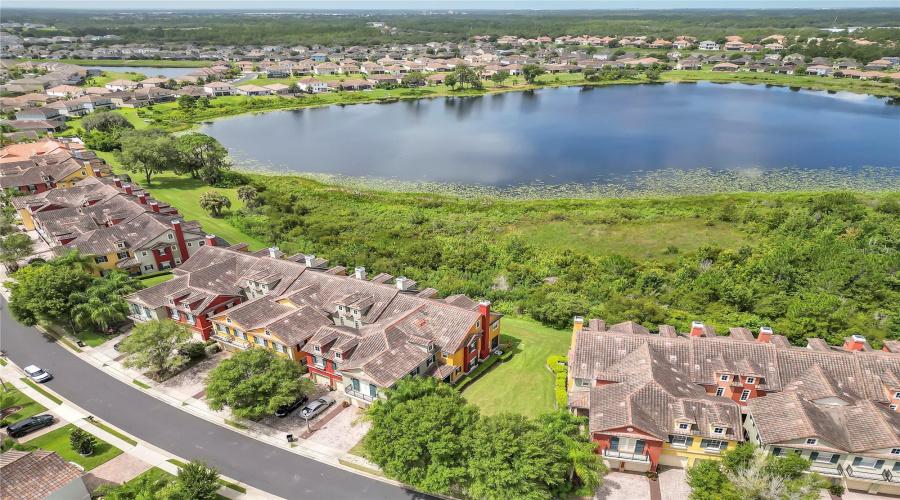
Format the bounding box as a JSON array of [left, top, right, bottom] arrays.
[[0, 233, 33, 273], [72, 271, 143, 333], [52, 248, 99, 273], [539, 410, 608, 490]]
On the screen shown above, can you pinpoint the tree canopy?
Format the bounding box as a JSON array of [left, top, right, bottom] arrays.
[[205, 348, 311, 420], [119, 320, 192, 380], [117, 129, 181, 186]]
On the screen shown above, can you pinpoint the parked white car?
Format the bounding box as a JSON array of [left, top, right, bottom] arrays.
[[24, 365, 52, 383]]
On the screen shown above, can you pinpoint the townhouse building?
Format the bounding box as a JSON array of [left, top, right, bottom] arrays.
[[567, 317, 900, 494], [0, 138, 110, 193], [127, 245, 503, 406]]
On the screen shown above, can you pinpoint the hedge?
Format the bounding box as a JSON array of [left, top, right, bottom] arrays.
[[455, 355, 500, 391], [547, 356, 569, 409]]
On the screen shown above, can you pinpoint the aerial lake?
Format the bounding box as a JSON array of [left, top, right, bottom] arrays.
[[90, 66, 197, 79], [200, 82, 900, 190]]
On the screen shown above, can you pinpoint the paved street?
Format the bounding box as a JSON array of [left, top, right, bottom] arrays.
[[0, 295, 432, 500]]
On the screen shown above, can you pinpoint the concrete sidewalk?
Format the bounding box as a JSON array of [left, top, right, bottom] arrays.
[[0, 360, 275, 499]]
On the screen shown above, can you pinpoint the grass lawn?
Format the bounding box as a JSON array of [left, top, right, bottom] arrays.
[[461, 316, 571, 419], [88, 420, 138, 446], [1, 386, 49, 424], [98, 151, 269, 251], [20, 378, 63, 405], [521, 218, 749, 262], [73, 329, 110, 348], [138, 273, 175, 287], [24, 424, 123, 471]]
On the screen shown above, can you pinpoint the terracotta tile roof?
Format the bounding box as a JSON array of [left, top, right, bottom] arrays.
[[0, 450, 85, 500]]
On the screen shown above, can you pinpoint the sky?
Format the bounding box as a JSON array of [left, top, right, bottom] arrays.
[[2, 0, 899, 9]]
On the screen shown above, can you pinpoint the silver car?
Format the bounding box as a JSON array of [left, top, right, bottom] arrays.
[[24, 365, 52, 383], [298, 396, 335, 419]]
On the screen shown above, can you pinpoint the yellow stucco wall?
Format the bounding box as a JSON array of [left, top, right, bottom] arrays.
[[659, 438, 739, 468]]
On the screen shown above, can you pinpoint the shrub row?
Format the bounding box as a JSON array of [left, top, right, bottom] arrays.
[[547, 356, 568, 409], [455, 355, 500, 392]]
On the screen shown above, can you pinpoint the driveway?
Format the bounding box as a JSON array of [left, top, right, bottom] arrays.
[[0, 295, 433, 500], [596, 471, 651, 500], [659, 466, 690, 500], [157, 351, 226, 401], [82, 453, 152, 494], [306, 405, 370, 453]]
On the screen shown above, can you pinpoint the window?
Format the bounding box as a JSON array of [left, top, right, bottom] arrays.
[[704, 439, 724, 451], [95, 256, 108, 263], [894, 392, 900, 399], [806, 438, 818, 445], [335, 352, 342, 359], [891, 449, 900, 456], [720, 374, 730, 382], [713, 427, 725, 435], [428, 354, 436, 366], [332, 361, 340, 370], [234, 330, 247, 340], [187, 242, 193, 247], [814, 453, 835, 463], [254, 337, 266, 347], [117, 251, 129, 259], [159, 248, 166, 256], [144, 265, 155, 271], [469, 342, 478, 354], [740, 390, 751, 402], [746, 377, 756, 384], [310, 355, 318, 365], [671, 435, 689, 448], [476, 319, 482, 328], [314, 345, 321, 353], [216, 323, 224, 332], [369, 384, 377, 398], [175, 259, 181, 265], [856, 457, 879, 469], [678, 423, 690, 431], [715, 387, 725, 397], [81, 171, 86, 176], [184, 313, 195, 324], [141, 251, 148, 257], [167, 233, 174, 240], [891, 404, 898, 410], [116, 242, 125, 249], [169, 308, 179, 319], [198, 241, 205, 246]]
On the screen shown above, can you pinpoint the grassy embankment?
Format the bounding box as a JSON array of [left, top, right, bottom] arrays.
[[97, 151, 269, 251], [1, 386, 48, 424]]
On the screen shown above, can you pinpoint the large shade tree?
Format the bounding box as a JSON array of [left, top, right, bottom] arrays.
[[205, 348, 311, 420], [119, 320, 191, 380], [117, 129, 181, 186]]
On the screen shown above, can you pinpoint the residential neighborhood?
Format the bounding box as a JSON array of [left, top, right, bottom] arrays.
[[1, 6, 899, 500]]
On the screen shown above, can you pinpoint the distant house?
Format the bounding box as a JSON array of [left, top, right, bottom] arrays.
[[712, 62, 739, 72], [724, 41, 744, 51], [266, 66, 289, 78], [15, 106, 62, 121], [139, 77, 168, 88], [675, 59, 702, 71], [806, 65, 833, 76], [263, 83, 290, 95], [699, 41, 720, 51], [104, 79, 138, 91], [310, 53, 327, 62], [297, 77, 328, 94], [235, 84, 272, 96], [203, 82, 235, 96], [314, 62, 339, 76], [45, 84, 84, 97], [773, 66, 795, 75]]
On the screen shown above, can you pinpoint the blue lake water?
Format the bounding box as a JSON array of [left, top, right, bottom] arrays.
[[199, 82, 900, 188], [89, 66, 197, 79]]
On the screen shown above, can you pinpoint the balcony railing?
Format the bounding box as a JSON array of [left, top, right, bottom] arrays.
[[128, 313, 152, 323], [845, 466, 895, 483], [211, 333, 249, 349], [810, 463, 843, 477], [345, 385, 376, 402], [602, 448, 650, 462]]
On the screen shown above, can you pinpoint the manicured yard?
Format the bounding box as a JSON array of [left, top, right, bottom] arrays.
[[20, 378, 63, 405], [138, 272, 175, 287], [461, 316, 571, 419], [24, 424, 123, 471], [98, 151, 269, 251], [87, 420, 138, 446], [1, 386, 49, 424], [522, 218, 749, 262]]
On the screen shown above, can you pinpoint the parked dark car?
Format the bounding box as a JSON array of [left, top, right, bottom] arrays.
[[6, 415, 55, 438], [299, 396, 335, 419], [275, 395, 309, 418]]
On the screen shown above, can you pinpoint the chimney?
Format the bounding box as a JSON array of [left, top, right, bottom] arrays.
[[92, 167, 102, 177], [757, 326, 773, 343], [690, 321, 704, 337], [205, 234, 217, 247], [172, 220, 190, 263], [573, 316, 585, 335], [123, 184, 133, 195], [113, 178, 122, 188], [269, 246, 281, 259], [843, 335, 868, 352], [396, 277, 411, 291], [479, 300, 492, 359], [137, 193, 147, 205], [354, 266, 366, 280], [149, 201, 160, 213], [304, 254, 315, 267]]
